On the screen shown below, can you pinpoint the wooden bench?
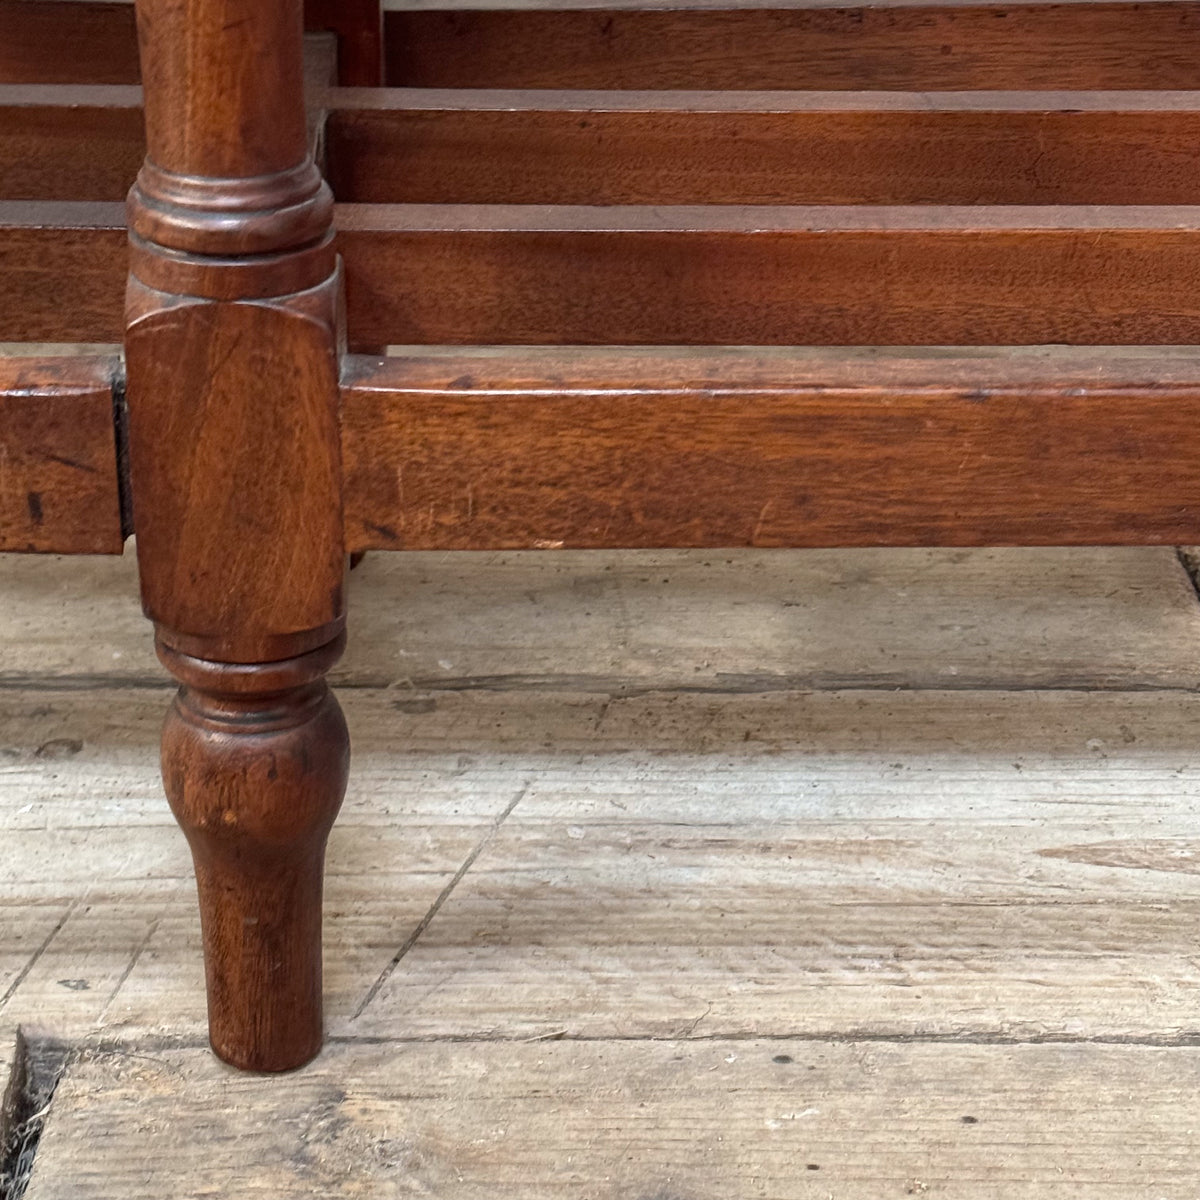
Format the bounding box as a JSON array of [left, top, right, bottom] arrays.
[[4, 0, 1200, 1071]]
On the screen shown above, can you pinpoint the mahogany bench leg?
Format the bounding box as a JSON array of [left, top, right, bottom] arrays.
[[123, 0, 347, 1071], [158, 638, 348, 1071]]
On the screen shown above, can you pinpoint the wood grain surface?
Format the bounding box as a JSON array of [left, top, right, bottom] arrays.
[[0, 87, 143, 202], [12, 202, 1200, 345], [385, 1, 1200, 90], [325, 89, 1200, 205], [0, 355, 123, 554], [5, 543, 1198, 691], [341, 346, 1200, 550], [25, 1040, 1200, 1198], [24, 85, 1200, 206], [6, 542, 1200, 1189]]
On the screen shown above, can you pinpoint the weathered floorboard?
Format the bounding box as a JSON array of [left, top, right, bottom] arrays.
[[4, 545, 1200, 691], [3, 685, 1200, 1043], [26, 1039, 1200, 1198]]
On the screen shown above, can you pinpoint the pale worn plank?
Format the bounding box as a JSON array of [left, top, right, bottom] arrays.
[[3, 545, 1200, 689], [26, 1039, 1200, 1198], [3, 686, 1200, 1043]]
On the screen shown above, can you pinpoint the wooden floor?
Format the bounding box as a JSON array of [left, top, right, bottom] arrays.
[[3, 544, 1200, 1196]]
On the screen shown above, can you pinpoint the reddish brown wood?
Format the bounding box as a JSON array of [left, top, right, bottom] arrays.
[[0, 355, 124, 554], [325, 89, 1200, 206], [125, 0, 347, 1071], [0, 86, 143, 201], [21, 85, 1200, 207], [0, 1, 140, 84], [0, 203, 127, 343], [340, 347, 1200, 551], [385, 2, 1200, 91], [12, 201, 1200, 346], [303, 0, 384, 86], [0, 0, 377, 86], [158, 637, 348, 1071], [335, 204, 1200, 347]]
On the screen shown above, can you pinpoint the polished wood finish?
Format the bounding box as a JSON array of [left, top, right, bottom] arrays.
[[0, 355, 124, 554], [304, 0, 384, 86], [157, 636, 349, 1070], [123, 0, 347, 1071], [341, 347, 1200, 552], [385, 1, 1200, 90], [336, 204, 1200, 347], [0, 86, 143, 202], [9, 202, 1200, 347], [24, 85, 1200, 207], [325, 89, 1200, 205], [0, 202, 127, 342], [0, 0, 379, 86], [0, 1, 140, 84]]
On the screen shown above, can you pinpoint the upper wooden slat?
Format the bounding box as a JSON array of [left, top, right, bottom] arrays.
[[9, 0, 1200, 90], [384, 1, 1200, 89], [325, 89, 1200, 205], [341, 345, 1200, 550], [0, 1, 139, 84], [0, 0, 378, 86], [18, 85, 1200, 206], [8, 201, 1200, 345], [0, 354, 124, 554]]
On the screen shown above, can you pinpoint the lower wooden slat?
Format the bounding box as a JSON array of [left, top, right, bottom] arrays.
[[384, 1, 1200, 91], [341, 346, 1200, 551], [0, 355, 124, 554], [9, 202, 1200, 346]]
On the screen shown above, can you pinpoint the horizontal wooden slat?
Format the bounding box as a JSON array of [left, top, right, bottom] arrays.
[[10, 202, 1200, 345], [0, 2, 139, 85], [18, 85, 1200, 207], [0, 86, 143, 201], [327, 89, 1200, 205], [341, 346, 1200, 550], [0, 355, 124, 554], [0, 0, 376, 86], [384, 1, 1200, 90], [0, 204, 127, 343], [336, 204, 1200, 346]]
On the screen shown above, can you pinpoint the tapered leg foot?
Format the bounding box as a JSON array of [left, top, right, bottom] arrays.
[[159, 635, 349, 1072]]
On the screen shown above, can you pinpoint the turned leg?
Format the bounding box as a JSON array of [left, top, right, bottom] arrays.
[[159, 638, 348, 1070], [124, 0, 347, 1070]]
